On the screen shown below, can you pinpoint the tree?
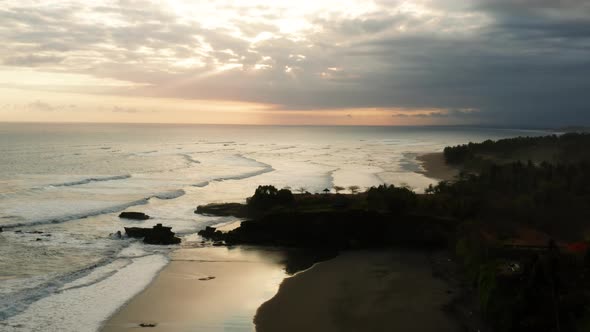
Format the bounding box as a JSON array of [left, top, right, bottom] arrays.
[[367, 184, 417, 214], [323, 188, 330, 194], [333, 185, 345, 194], [348, 185, 360, 194], [296, 187, 307, 194], [247, 185, 294, 209], [277, 188, 295, 203]]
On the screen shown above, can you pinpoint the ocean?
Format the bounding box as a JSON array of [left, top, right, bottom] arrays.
[[0, 123, 548, 331]]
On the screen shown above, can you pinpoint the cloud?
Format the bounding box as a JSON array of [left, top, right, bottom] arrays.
[[0, 0, 588, 126], [391, 108, 480, 118], [23, 100, 78, 112], [3, 55, 65, 67], [26, 100, 56, 112], [112, 106, 138, 113]]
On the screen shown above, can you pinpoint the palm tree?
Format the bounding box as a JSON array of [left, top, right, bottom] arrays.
[[348, 185, 360, 194], [323, 188, 330, 194], [333, 185, 345, 194]]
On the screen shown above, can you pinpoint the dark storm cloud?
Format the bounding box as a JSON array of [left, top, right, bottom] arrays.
[[392, 109, 479, 118], [0, 1, 589, 126]]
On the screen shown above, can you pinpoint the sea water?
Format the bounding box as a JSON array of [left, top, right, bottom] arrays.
[[0, 123, 548, 331]]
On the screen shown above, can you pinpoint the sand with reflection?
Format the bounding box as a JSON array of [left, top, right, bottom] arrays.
[[101, 246, 287, 332]]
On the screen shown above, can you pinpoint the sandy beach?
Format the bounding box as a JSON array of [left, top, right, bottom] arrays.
[[101, 246, 288, 332], [416, 152, 460, 181], [255, 250, 459, 332], [103, 249, 461, 332]]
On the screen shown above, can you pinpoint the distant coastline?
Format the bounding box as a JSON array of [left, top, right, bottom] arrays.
[[416, 152, 460, 182]]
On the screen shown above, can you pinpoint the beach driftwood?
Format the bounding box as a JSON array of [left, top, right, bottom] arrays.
[[124, 223, 181, 245]]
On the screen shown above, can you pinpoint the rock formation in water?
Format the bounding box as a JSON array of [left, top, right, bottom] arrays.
[[119, 211, 151, 220], [124, 223, 181, 245]]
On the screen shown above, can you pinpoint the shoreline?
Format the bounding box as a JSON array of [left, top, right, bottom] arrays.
[[100, 247, 479, 332], [97, 256, 172, 332], [101, 152, 462, 331], [415, 152, 460, 182]]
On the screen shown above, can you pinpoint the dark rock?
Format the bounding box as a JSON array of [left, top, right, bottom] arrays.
[[198, 276, 216, 281], [36, 238, 42, 241], [0, 227, 3, 232], [197, 226, 225, 242], [124, 224, 181, 245], [124, 227, 151, 238], [15, 230, 22, 233], [195, 203, 247, 217], [119, 212, 150, 220], [139, 323, 157, 327]]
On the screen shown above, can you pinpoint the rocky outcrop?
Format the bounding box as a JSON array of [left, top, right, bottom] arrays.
[[197, 211, 452, 249], [124, 223, 181, 245], [119, 212, 150, 220], [197, 226, 225, 242], [195, 203, 248, 217]]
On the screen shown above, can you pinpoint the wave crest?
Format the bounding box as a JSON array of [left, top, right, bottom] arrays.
[[1, 190, 186, 229], [47, 175, 132, 188]]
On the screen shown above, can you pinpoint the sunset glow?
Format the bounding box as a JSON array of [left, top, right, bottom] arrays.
[[0, 0, 588, 125]]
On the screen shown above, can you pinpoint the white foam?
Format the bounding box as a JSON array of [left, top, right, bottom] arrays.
[[0, 254, 168, 332], [0, 190, 185, 228], [46, 175, 132, 188]]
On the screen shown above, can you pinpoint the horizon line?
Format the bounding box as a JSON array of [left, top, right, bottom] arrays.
[[0, 120, 565, 131]]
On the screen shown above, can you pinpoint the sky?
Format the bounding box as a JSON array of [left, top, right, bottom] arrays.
[[0, 0, 589, 126]]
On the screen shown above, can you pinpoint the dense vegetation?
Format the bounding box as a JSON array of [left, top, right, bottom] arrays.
[[425, 160, 590, 238], [197, 134, 590, 332], [438, 134, 590, 331], [443, 132, 590, 167], [246, 185, 294, 211], [198, 183, 452, 249]]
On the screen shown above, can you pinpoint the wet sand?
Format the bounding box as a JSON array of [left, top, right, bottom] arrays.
[[101, 246, 287, 332], [102, 248, 462, 332], [255, 250, 459, 332], [416, 152, 459, 181]]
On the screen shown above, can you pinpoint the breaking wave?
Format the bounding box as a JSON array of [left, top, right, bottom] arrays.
[[46, 175, 132, 188], [2, 190, 185, 229]]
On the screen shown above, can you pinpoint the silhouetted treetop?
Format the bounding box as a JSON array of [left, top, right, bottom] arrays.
[[247, 185, 294, 209]]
